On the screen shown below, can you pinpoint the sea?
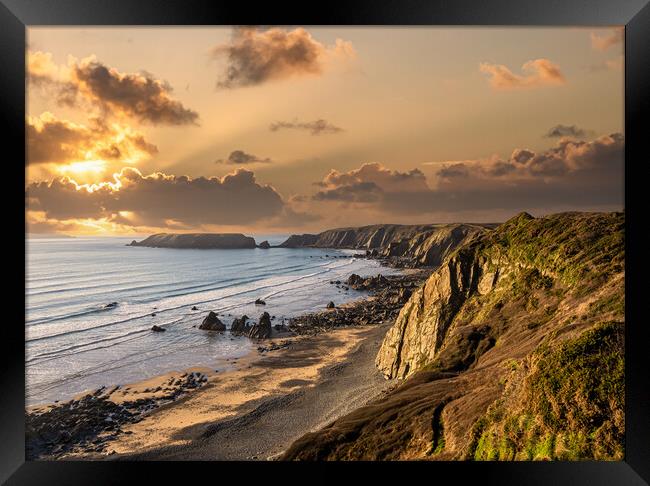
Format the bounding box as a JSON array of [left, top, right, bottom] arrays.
[[25, 235, 398, 406]]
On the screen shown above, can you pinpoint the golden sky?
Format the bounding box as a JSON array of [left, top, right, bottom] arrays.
[[26, 26, 624, 236]]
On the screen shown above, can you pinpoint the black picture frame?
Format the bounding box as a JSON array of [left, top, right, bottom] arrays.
[[2, 0, 648, 483]]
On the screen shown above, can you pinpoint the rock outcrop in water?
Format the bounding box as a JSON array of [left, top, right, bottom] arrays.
[[230, 315, 250, 335], [199, 311, 226, 331], [278, 223, 492, 267], [282, 212, 625, 461], [128, 233, 256, 249], [249, 312, 272, 339]]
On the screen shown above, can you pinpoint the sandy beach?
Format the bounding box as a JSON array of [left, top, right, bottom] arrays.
[[107, 322, 394, 460], [26, 271, 426, 461]]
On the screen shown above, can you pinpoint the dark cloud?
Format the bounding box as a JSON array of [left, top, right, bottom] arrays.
[[28, 52, 199, 125], [435, 133, 623, 181], [544, 124, 592, 139], [269, 119, 344, 136], [216, 150, 271, 165], [311, 134, 623, 215], [71, 60, 199, 125], [511, 149, 535, 164], [27, 168, 285, 227], [436, 163, 470, 179], [314, 182, 383, 203], [27, 113, 158, 165], [211, 27, 354, 89], [313, 162, 429, 203]]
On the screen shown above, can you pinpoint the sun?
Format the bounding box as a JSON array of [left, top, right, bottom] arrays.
[[57, 160, 107, 176]]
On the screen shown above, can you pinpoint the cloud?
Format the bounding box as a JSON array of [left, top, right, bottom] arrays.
[[308, 134, 623, 215], [591, 29, 624, 51], [544, 124, 592, 139], [436, 133, 623, 180], [479, 59, 566, 90], [314, 181, 383, 203], [588, 55, 624, 72], [510, 149, 535, 164], [216, 150, 271, 164], [27, 112, 158, 165], [312, 162, 430, 202], [26, 211, 81, 235], [27, 167, 286, 227], [28, 51, 199, 125], [269, 118, 344, 136], [211, 27, 355, 88]]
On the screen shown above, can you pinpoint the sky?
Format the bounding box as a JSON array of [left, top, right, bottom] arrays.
[[25, 26, 624, 236]]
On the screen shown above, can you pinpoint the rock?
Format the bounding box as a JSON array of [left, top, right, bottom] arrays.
[[391, 287, 412, 305], [249, 312, 272, 339], [365, 274, 389, 289], [151, 325, 165, 332], [255, 298, 266, 305], [231, 315, 250, 335], [258, 240, 271, 249], [151, 313, 156, 317], [191, 306, 198, 311], [347, 274, 364, 287], [199, 311, 226, 331], [326, 301, 336, 309]]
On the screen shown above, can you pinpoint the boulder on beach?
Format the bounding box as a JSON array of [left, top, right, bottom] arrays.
[[347, 273, 389, 290], [326, 301, 336, 309], [231, 315, 250, 335], [258, 240, 271, 249], [151, 325, 165, 332], [255, 298, 266, 305], [347, 274, 364, 287], [249, 312, 272, 339], [199, 311, 226, 331]]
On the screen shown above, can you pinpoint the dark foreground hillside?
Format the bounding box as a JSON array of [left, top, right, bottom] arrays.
[[282, 212, 625, 460]]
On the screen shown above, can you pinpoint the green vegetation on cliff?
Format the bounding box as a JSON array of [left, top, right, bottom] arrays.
[[281, 211, 625, 461], [469, 321, 624, 461]]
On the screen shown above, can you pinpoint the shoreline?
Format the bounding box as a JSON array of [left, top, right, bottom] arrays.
[[26, 268, 430, 460]]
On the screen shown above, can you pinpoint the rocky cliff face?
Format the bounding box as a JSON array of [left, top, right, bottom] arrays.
[[279, 223, 491, 267], [282, 211, 625, 461], [128, 233, 256, 249]]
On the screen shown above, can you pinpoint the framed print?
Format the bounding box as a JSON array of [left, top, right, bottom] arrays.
[[1, 0, 649, 484]]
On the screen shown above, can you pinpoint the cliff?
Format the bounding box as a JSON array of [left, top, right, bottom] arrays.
[[128, 233, 257, 249], [278, 223, 493, 267], [281, 212, 625, 461]]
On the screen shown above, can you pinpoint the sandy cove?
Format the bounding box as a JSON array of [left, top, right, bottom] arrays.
[[100, 323, 395, 460], [26, 271, 428, 461]]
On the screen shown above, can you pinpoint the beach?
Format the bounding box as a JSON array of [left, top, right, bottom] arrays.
[[26, 270, 427, 460]]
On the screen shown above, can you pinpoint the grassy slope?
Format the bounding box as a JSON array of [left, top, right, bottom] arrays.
[[281, 211, 625, 460]]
